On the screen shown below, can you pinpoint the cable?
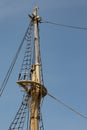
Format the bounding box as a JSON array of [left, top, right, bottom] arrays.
[[47, 92, 87, 120], [0, 21, 32, 97], [0, 38, 23, 97], [26, 108, 29, 130], [41, 20, 87, 30], [8, 94, 29, 130], [18, 22, 33, 81]]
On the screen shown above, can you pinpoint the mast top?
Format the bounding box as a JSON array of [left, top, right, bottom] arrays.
[[29, 7, 41, 23], [33, 7, 39, 16]]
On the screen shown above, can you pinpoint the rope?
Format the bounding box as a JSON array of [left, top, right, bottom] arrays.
[[8, 94, 29, 130], [48, 92, 87, 120], [41, 20, 87, 30], [18, 22, 33, 81], [38, 25, 44, 85], [0, 21, 32, 97], [39, 111, 44, 130], [26, 108, 29, 130]]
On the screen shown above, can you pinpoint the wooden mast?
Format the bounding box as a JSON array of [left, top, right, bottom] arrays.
[[30, 7, 41, 130], [17, 7, 47, 130]]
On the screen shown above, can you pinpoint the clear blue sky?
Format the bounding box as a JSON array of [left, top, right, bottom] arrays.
[[0, 0, 87, 129]]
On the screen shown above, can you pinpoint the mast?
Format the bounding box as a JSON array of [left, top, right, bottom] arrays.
[[33, 7, 41, 83], [17, 7, 47, 130], [30, 7, 42, 130]]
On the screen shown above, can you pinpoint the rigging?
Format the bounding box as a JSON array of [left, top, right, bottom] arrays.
[[0, 22, 32, 97], [41, 20, 87, 30], [0, 7, 87, 130], [48, 92, 87, 120]]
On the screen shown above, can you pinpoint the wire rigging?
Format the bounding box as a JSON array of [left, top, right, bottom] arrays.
[[0, 21, 32, 97], [41, 20, 87, 30], [8, 94, 29, 130], [48, 92, 87, 120], [1, 8, 87, 130], [26, 107, 29, 130], [18, 22, 33, 81]]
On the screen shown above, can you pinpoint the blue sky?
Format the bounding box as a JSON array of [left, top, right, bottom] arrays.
[[0, 0, 87, 130]]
